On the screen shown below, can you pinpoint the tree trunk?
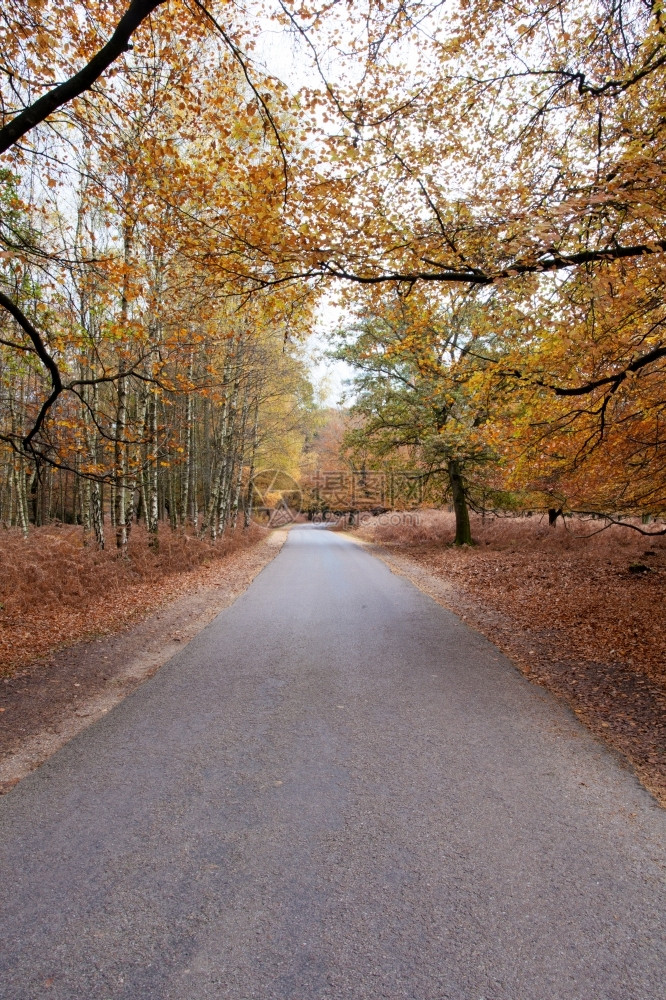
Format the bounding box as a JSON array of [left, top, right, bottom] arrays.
[[82, 477, 92, 540], [81, 364, 105, 548], [114, 374, 128, 550], [448, 458, 472, 545], [13, 461, 29, 538], [91, 481, 105, 549], [190, 419, 199, 531], [230, 393, 250, 530], [217, 361, 241, 535], [180, 357, 194, 527], [114, 175, 134, 553], [244, 399, 260, 529], [145, 389, 159, 547], [202, 349, 236, 539], [548, 507, 562, 526]]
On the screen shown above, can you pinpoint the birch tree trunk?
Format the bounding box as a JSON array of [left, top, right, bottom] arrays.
[[114, 172, 135, 552], [244, 398, 260, 529], [217, 373, 240, 535], [180, 357, 194, 527], [114, 373, 129, 550], [8, 382, 29, 535], [13, 460, 29, 538], [231, 393, 250, 530], [146, 388, 159, 547], [202, 350, 235, 540]]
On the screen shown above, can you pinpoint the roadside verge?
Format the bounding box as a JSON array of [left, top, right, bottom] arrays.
[[0, 529, 289, 793], [357, 537, 666, 808]]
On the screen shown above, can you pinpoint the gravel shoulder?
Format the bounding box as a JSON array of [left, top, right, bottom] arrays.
[[357, 536, 666, 807], [0, 529, 288, 794]]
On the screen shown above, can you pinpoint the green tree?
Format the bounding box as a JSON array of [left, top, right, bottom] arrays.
[[335, 289, 496, 545]]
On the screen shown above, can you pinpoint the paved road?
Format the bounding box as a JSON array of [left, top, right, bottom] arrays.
[[1, 525, 665, 1000]]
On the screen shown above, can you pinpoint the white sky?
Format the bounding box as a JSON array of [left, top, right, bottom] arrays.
[[304, 295, 356, 408], [250, 19, 357, 407]]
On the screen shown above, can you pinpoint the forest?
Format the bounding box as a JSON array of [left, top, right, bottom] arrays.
[[1, 0, 664, 549], [2, 8, 666, 987], [0, 0, 664, 800]]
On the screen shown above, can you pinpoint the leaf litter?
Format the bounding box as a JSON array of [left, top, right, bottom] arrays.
[[357, 510, 666, 806]]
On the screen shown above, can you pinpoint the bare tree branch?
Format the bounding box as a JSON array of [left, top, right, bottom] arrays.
[[320, 240, 666, 286], [0, 0, 167, 155], [0, 290, 63, 449]]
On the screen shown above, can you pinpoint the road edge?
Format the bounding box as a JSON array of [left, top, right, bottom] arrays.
[[0, 528, 290, 794], [345, 531, 665, 809]]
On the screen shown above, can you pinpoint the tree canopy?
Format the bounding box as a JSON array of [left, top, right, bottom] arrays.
[[1, 0, 664, 537]]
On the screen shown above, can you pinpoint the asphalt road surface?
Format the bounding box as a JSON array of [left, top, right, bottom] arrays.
[[1, 525, 665, 1000]]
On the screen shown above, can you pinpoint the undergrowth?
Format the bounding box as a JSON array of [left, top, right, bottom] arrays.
[[358, 509, 666, 563], [0, 522, 267, 615], [0, 523, 269, 676]]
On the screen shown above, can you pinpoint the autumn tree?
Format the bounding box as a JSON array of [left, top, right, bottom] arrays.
[[270, 0, 665, 525], [0, 0, 323, 544], [472, 257, 666, 519], [2, 0, 665, 539], [334, 286, 503, 543]]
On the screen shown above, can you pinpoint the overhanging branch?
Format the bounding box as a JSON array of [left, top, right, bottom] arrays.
[[0, 0, 166, 155], [0, 290, 63, 449], [320, 240, 666, 286], [551, 344, 666, 397]]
